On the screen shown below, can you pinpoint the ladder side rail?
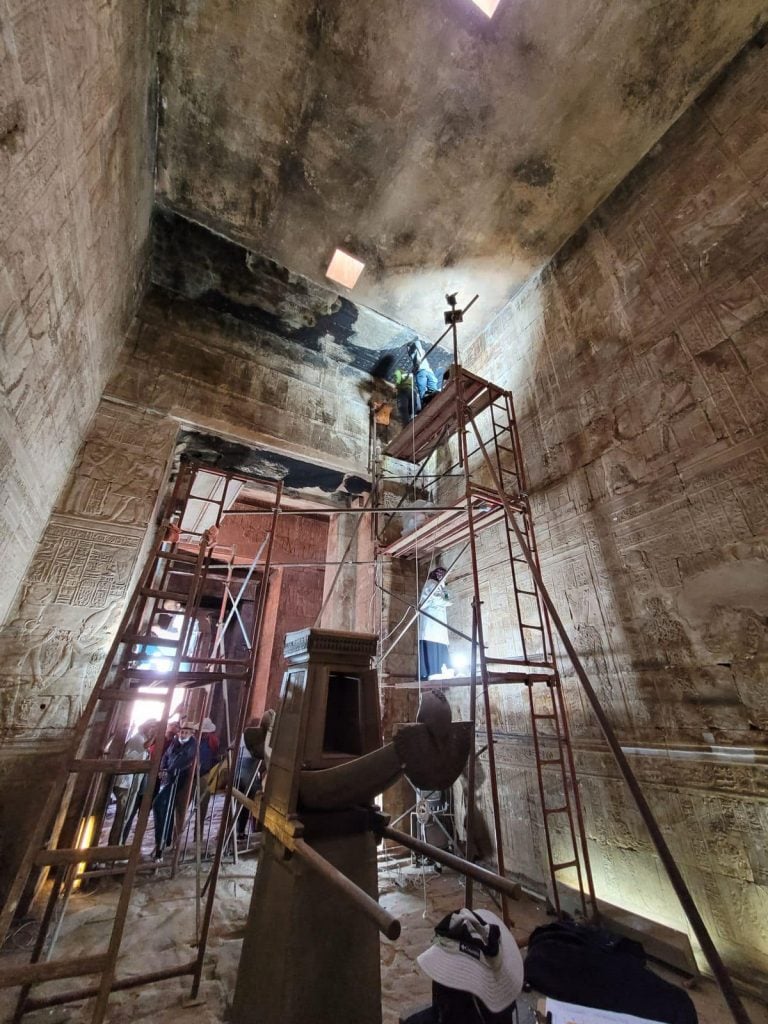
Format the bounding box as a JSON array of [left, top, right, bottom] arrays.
[[548, 677, 591, 918], [488, 397, 522, 496], [503, 390, 597, 913], [204, 553, 238, 771], [527, 682, 562, 913], [488, 406, 598, 913], [0, 514, 184, 944], [10, 528, 208, 1018], [487, 395, 531, 663], [10, 676, 180, 1022], [87, 539, 212, 1024], [542, 676, 588, 917], [64, 552, 206, 963], [191, 480, 284, 997], [52, 469, 203, 1018], [464, 601, 480, 910], [71, 518, 202, 862], [160, 547, 228, 880], [455, 376, 510, 925], [466, 412, 753, 1024]]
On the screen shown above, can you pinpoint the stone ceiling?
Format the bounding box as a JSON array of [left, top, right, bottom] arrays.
[[156, 0, 765, 342]]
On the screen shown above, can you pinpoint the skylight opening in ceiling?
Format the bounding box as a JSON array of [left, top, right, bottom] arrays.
[[470, 0, 501, 15], [326, 249, 365, 289]]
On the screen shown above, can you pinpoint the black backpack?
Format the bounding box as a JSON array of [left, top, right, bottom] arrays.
[[401, 982, 518, 1024], [524, 920, 697, 1024]]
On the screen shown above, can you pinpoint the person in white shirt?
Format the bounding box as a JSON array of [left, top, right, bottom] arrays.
[[418, 567, 451, 679]]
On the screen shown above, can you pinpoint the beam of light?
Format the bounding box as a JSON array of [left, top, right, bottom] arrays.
[[326, 248, 365, 289], [74, 815, 96, 891], [450, 650, 470, 671], [471, 0, 501, 16]]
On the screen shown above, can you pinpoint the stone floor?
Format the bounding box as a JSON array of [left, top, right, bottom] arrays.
[[0, 854, 766, 1024]]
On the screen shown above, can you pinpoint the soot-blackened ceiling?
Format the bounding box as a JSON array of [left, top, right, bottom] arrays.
[[176, 429, 370, 500], [156, 0, 765, 339], [152, 207, 451, 379]]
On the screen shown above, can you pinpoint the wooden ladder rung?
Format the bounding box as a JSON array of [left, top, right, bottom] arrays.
[[119, 668, 246, 681], [140, 588, 191, 602], [539, 758, 563, 766], [35, 845, 132, 867], [22, 960, 197, 1011], [156, 550, 199, 563], [0, 954, 108, 989], [122, 633, 182, 647], [552, 859, 578, 872], [96, 689, 144, 702], [70, 759, 153, 774], [543, 805, 568, 816]]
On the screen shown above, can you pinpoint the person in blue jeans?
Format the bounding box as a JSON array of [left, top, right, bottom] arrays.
[[408, 340, 440, 404]]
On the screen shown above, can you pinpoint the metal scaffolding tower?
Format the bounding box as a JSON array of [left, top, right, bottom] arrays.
[[372, 294, 752, 1024]]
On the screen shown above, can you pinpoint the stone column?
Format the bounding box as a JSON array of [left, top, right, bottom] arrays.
[[0, 399, 177, 897]]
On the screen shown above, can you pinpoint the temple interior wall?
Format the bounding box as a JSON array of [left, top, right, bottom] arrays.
[[444, 40, 768, 981], [0, 0, 158, 624], [0, 12, 766, 995], [0, 400, 176, 897], [0, 278, 376, 899]]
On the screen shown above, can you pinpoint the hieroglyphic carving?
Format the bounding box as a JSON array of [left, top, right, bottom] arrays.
[[57, 404, 171, 528], [26, 524, 135, 607], [0, 401, 176, 741], [434, 47, 768, 978]]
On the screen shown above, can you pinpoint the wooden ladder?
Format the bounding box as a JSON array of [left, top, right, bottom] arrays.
[[0, 462, 281, 1023]]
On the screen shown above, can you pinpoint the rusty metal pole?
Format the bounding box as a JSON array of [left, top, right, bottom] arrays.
[[464, 600, 479, 909], [446, 304, 510, 924], [191, 480, 283, 999]]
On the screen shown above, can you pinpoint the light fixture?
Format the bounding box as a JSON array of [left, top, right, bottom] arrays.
[[470, 0, 501, 16], [326, 248, 365, 289]]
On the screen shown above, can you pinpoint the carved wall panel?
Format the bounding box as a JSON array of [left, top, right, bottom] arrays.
[[0, 0, 157, 624], [443, 41, 768, 980], [0, 402, 176, 743]]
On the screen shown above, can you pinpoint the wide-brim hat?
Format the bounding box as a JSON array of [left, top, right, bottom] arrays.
[[417, 908, 523, 1013], [201, 717, 216, 733]]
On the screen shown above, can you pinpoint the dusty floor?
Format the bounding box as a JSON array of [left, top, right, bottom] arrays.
[[1, 850, 766, 1024]]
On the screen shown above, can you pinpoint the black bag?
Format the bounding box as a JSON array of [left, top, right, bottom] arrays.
[[401, 982, 518, 1024], [524, 921, 697, 1024]]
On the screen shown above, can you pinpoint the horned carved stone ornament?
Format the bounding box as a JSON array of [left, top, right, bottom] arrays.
[[230, 628, 472, 1024]]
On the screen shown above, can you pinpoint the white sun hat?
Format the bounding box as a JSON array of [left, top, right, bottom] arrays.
[[417, 907, 524, 1013]]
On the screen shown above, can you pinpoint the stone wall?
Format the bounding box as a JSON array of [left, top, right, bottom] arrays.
[[0, 0, 158, 624], [449, 39, 768, 980], [0, 400, 176, 892], [108, 285, 377, 476]]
